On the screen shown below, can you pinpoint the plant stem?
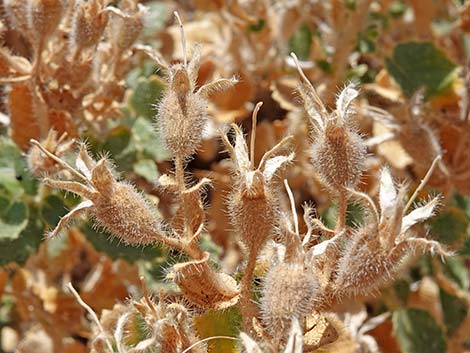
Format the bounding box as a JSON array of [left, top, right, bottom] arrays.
[[336, 191, 347, 232], [175, 156, 186, 193], [174, 155, 205, 260], [240, 251, 259, 334]]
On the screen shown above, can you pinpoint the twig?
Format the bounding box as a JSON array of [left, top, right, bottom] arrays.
[[68, 283, 114, 353]]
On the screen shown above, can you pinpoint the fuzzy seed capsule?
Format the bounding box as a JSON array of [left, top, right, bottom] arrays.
[[261, 261, 318, 334], [334, 225, 392, 297], [71, 0, 108, 50], [291, 53, 366, 193], [156, 13, 237, 159], [168, 252, 240, 309], [109, 7, 144, 51], [158, 79, 208, 159], [4, 0, 29, 33], [311, 123, 366, 192], [93, 179, 163, 245], [27, 0, 64, 42], [398, 120, 446, 186], [229, 172, 278, 253]]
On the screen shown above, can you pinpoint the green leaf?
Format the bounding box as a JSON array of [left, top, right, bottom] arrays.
[[131, 117, 171, 162], [0, 196, 28, 240], [463, 34, 470, 58], [129, 76, 165, 119], [321, 204, 337, 229], [40, 194, 68, 227], [321, 202, 364, 229], [432, 20, 454, 37], [133, 158, 159, 182], [0, 206, 44, 266], [0, 137, 37, 196], [194, 307, 242, 353], [393, 308, 447, 353], [385, 42, 457, 98], [125, 67, 142, 89], [288, 24, 312, 60], [80, 223, 163, 263], [458, 237, 470, 256], [394, 279, 411, 303], [442, 257, 469, 290], [452, 192, 470, 216], [46, 234, 69, 259], [428, 207, 469, 245], [142, 1, 170, 37], [439, 288, 468, 336], [356, 25, 378, 54], [345, 0, 357, 10], [103, 126, 132, 157], [316, 59, 332, 74]]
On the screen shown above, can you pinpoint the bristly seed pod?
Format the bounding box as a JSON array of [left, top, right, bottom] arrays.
[[166, 252, 239, 310], [4, 0, 29, 33], [291, 53, 366, 193], [333, 163, 450, 298], [30, 140, 166, 246], [156, 12, 238, 160], [95, 290, 206, 353], [261, 261, 317, 335], [222, 103, 294, 331], [70, 0, 108, 53], [26, 0, 65, 43], [107, 3, 146, 52], [222, 103, 294, 258]]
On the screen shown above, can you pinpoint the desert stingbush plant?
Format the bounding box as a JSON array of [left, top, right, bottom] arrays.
[[2, 1, 470, 353], [30, 53, 452, 353]]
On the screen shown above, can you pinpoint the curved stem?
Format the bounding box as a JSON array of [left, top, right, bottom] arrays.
[[404, 155, 441, 214], [180, 336, 239, 353], [250, 102, 263, 169]]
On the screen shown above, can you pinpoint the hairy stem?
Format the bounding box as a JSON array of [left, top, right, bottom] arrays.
[[336, 191, 347, 232], [31, 38, 50, 140], [174, 155, 205, 260], [240, 251, 259, 334], [175, 156, 186, 193]]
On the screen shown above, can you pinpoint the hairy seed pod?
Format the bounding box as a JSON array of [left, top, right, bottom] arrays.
[[291, 54, 366, 193], [7, 82, 41, 151], [158, 71, 208, 158], [261, 261, 318, 334], [168, 252, 240, 309], [229, 171, 278, 254], [71, 0, 108, 51], [398, 119, 448, 187], [98, 299, 205, 353], [334, 224, 393, 297], [4, 0, 29, 33], [156, 14, 237, 160], [109, 7, 145, 51], [333, 166, 446, 299], [26, 0, 64, 42], [311, 123, 366, 192], [33, 140, 167, 246], [90, 164, 164, 245]]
